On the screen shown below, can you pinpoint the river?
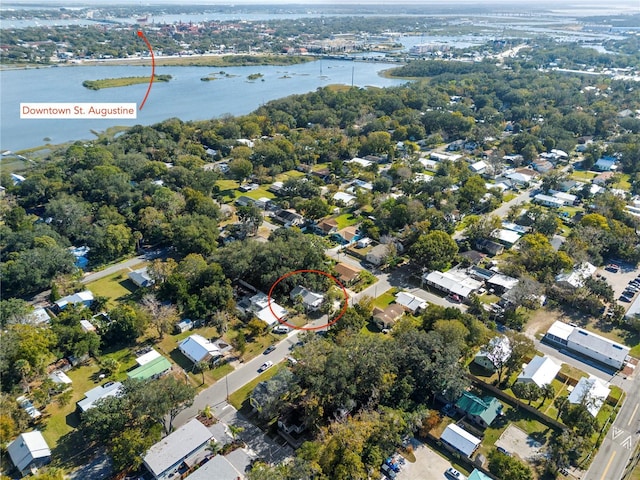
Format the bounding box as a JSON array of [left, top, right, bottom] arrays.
[[0, 60, 409, 152]]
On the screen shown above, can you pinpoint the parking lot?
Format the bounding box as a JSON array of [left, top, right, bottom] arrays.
[[597, 263, 640, 306], [395, 440, 457, 480]]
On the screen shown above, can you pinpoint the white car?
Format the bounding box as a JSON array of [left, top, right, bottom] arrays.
[[445, 468, 467, 480], [259, 361, 273, 372]]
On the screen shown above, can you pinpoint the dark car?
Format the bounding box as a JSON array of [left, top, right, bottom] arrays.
[[384, 458, 400, 473], [620, 296, 632, 303], [497, 447, 511, 456], [263, 345, 276, 355]]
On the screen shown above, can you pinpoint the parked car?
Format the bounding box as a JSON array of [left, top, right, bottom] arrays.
[[259, 361, 273, 372], [445, 467, 466, 480], [263, 345, 276, 355], [497, 447, 511, 456], [606, 263, 620, 273], [384, 458, 400, 473], [620, 296, 632, 303], [273, 325, 291, 334], [381, 464, 397, 479]]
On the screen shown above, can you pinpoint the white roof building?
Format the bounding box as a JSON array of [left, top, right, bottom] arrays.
[[475, 336, 512, 371], [418, 158, 438, 171], [346, 157, 373, 168], [27, 307, 51, 325], [395, 292, 427, 313], [544, 321, 630, 370], [54, 290, 94, 310], [470, 160, 488, 173], [423, 270, 483, 299], [129, 267, 154, 288], [440, 424, 481, 457], [136, 349, 162, 366], [77, 382, 123, 413], [256, 303, 288, 327], [49, 370, 73, 385], [333, 191, 356, 205], [517, 356, 561, 388], [184, 454, 245, 480], [7, 431, 51, 476], [143, 418, 213, 480], [552, 191, 577, 206], [290, 285, 324, 311], [492, 228, 522, 246], [568, 376, 610, 417], [80, 319, 96, 333], [555, 262, 596, 289], [178, 334, 230, 364]]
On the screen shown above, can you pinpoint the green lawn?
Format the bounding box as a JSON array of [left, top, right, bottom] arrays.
[[613, 173, 631, 191], [373, 288, 398, 309], [571, 171, 597, 181], [236, 187, 275, 200], [334, 213, 359, 230], [478, 293, 500, 305], [228, 363, 284, 410], [275, 169, 306, 180], [85, 267, 143, 307]]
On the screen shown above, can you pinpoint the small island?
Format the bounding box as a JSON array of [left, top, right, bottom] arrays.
[[247, 73, 264, 81], [82, 74, 172, 90]]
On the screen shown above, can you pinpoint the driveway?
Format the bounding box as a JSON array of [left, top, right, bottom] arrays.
[[397, 439, 456, 480]]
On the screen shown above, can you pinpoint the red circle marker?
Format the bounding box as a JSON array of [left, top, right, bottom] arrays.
[[267, 269, 349, 331], [136, 30, 155, 111]]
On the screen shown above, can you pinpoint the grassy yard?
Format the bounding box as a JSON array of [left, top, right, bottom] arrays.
[[334, 213, 359, 230], [571, 171, 597, 181], [85, 267, 144, 307], [613, 173, 631, 191], [373, 288, 398, 309], [478, 293, 500, 305], [228, 363, 283, 410], [275, 169, 306, 180], [237, 187, 275, 200]]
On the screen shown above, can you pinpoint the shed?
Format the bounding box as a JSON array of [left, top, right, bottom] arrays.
[[7, 431, 51, 477], [440, 424, 481, 458]]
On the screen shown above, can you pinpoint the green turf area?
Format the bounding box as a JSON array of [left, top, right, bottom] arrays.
[[85, 268, 143, 307], [571, 171, 597, 181], [334, 213, 359, 230], [236, 187, 275, 200], [612, 173, 631, 190], [228, 363, 284, 410], [373, 289, 397, 309]]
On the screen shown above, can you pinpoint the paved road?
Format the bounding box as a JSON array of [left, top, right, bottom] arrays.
[[80, 248, 168, 284]]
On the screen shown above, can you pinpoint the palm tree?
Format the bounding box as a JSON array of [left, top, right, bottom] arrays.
[[228, 424, 244, 441], [540, 383, 556, 407], [554, 395, 569, 420], [194, 361, 210, 385]]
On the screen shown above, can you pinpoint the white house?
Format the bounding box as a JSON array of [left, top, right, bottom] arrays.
[[551, 191, 577, 206], [333, 191, 356, 206], [474, 336, 511, 371], [136, 349, 162, 366], [470, 160, 488, 174], [365, 244, 389, 266], [178, 334, 231, 364], [26, 307, 51, 325], [54, 290, 94, 310], [77, 382, 123, 413], [544, 321, 630, 370], [249, 292, 288, 327], [7, 431, 51, 477], [128, 267, 154, 288], [143, 419, 213, 480], [440, 424, 481, 458], [183, 454, 245, 480], [492, 228, 522, 247], [290, 285, 324, 311], [533, 193, 564, 208], [568, 376, 610, 417], [394, 292, 427, 313], [422, 270, 482, 300], [555, 262, 597, 289], [346, 157, 373, 168], [517, 355, 561, 388]]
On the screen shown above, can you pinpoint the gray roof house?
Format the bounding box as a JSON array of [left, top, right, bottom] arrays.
[[7, 431, 51, 477], [143, 418, 213, 480], [290, 285, 324, 311], [183, 454, 244, 479], [77, 381, 123, 413]]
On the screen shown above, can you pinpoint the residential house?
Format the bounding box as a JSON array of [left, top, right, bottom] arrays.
[[7, 431, 51, 477], [54, 290, 94, 310], [422, 270, 482, 301], [10, 173, 26, 185], [440, 424, 481, 458], [183, 455, 244, 480], [593, 156, 616, 172], [127, 356, 172, 381], [16, 396, 41, 420], [248, 292, 288, 327], [469, 469, 493, 480], [555, 262, 596, 289], [273, 209, 304, 227], [460, 250, 486, 265], [475, 239, 504, 256], [517, 356, 561, 388], [77, 382, 123, 413], [356, 237, 372, 248], [455, 392, 503, 429], [333, 191, 356, 206], [544, 321, 630, 370], [334, 262, 361, 285], [365, 244, 388, 266], [175, 318, 194, 334], [255, 197, 272, 210], [372, 304, 405, 330], [128, 267, 154, 288], [79, 319, 96, 333], [486, 274, 519, 295], [333, 225, 358, 245], [593, 171, 615, 185], [504, 170, 534, 186], [290, 285, 324, 311], [268, 181, 284, 195], [26, 307, 51, 325], [533, 193, 564, 208], [394, 292, 427, 314], [143, 418, 213, 480], [474, 336, 511, 372], [235, 195, 256, 207], [491, 228, 522, 248], [532, 159, 553, 173], [346, 157, 373, 168], [418, 158, 438, 171], [568, 376, 610, 417], [316, 217, 338, 235], [178, 334, 231, 365], [551, 191, 577, 206], [469, 160, 488, 174], [136, 349, 161, 365]]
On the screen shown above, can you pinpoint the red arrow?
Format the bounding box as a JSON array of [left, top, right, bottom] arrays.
[[137, 30, 155, 110]]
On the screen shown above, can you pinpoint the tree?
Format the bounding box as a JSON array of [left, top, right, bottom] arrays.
[[102, 304, 148, 346], [247, 318, 268, 338], [410, 230, 458, 271], [539, 383, 555, 407], [554, 395, 570, 420], [505, 332, 536, 379], [110, 427, 158, 473], [140, 294, 178, 340], [194, 361, 210, 385], [228, 424, 245, 441], [228, 158, 253, 182], [15, 359, 32, 393], [237, 204, 263, 235], [488, 450, 533, 480], [512, 382, 541, 405], [100, 357, 120, 377]]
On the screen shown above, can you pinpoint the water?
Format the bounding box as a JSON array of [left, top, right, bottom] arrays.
[[0, 60, 408, 151]]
